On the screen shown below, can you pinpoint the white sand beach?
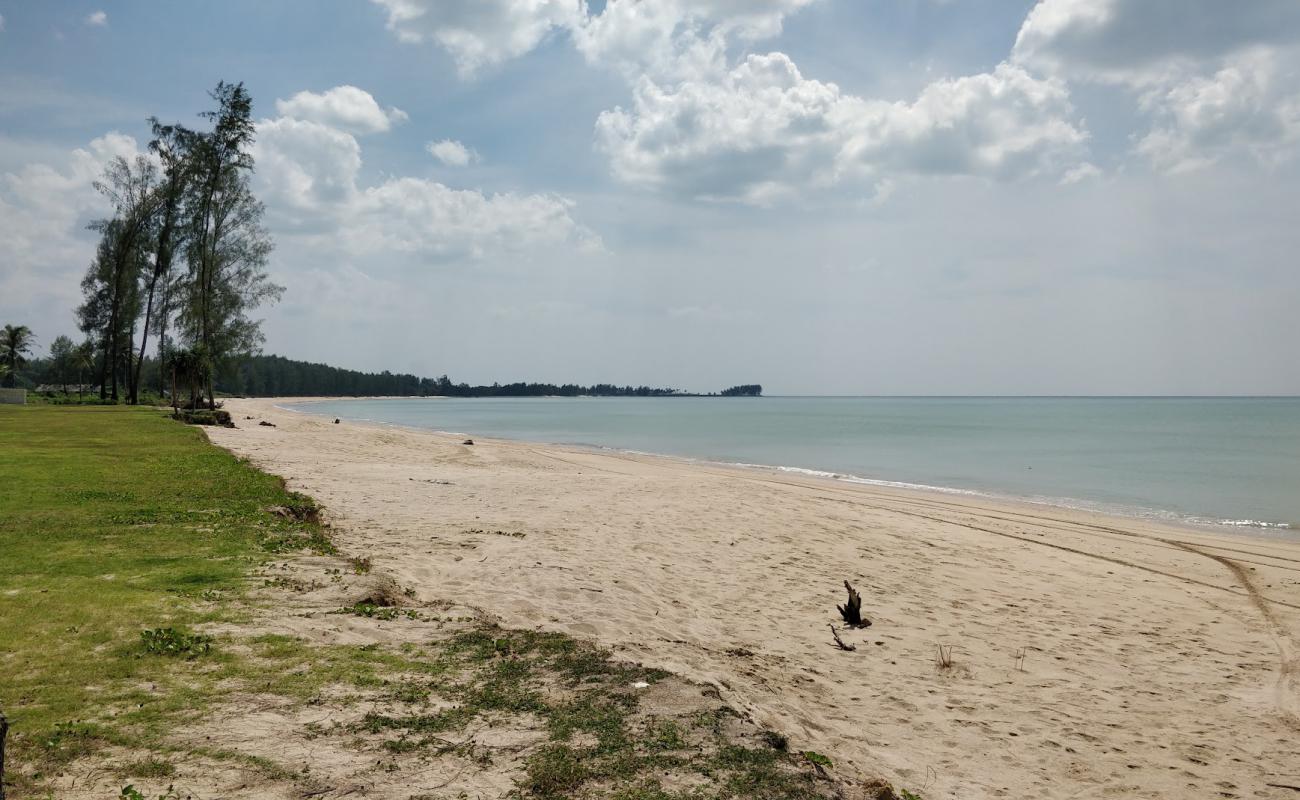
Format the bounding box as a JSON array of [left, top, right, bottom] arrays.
[[207, 397, 1300, 799]]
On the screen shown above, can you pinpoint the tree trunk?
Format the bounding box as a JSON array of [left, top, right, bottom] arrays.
[[132, 281, 157, 405], [125, 328, 137, 404]]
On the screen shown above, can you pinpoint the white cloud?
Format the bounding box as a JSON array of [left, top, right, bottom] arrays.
[[275, 86, 407, 135], [370, 0, 820, 80], [84, 10, 108, 27], [1134, 50, 1300, 173], [0, 133, 141, 322], [1013, 0, 1300, 86], [257, 96, 599, 259], [370, 0, 583, 77], [571, 0, 818, 80], [1012, 0, 1300, 171], [427, 138, 477, 166], [597, 54, 1088, 203]]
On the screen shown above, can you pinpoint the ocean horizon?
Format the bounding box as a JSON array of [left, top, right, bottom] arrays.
[[282, 395, 1300, 534]]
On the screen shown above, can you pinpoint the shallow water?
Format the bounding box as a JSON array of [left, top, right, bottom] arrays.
[[283, 396, 1300, 532]]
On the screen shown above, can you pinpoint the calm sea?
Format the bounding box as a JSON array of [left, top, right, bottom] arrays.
[[281, 397, 1300, 533]]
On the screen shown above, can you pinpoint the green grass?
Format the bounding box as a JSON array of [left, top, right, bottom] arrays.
[[0, 405, 331, 793]]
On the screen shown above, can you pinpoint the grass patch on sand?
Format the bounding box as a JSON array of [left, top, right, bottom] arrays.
[[0, 405, 331, 794]]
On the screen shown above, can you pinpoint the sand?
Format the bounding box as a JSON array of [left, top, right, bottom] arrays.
[[207, 397, 1300, 799]]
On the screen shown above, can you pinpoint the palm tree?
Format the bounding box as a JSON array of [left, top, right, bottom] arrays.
[[75, 341, 96, 399], [1, 324, 35, 387]]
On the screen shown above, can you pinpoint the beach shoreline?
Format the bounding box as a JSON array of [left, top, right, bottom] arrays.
[[268, 395, 1297, 539], [208, 397, 1300, 798]]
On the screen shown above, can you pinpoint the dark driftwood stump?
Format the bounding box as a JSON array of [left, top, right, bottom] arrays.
[[1, 709, 8, 800], [837, 580, 871, 628]]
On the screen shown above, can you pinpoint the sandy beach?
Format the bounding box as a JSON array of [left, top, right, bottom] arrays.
[[207, 397, 1300, 799]]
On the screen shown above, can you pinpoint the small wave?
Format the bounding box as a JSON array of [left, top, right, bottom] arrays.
[[722, 461, 1292, 532]]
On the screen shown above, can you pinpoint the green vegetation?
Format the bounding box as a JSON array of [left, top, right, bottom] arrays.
[[2, 324, 35, 388], [217, 354, 701, 397], [0, 404, 327, 793]]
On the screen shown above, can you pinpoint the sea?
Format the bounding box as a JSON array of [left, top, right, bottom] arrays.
[[281, 396, 1300, 534]]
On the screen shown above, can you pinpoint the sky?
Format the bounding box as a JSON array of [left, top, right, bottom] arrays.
[[1, 0, 1298, 395]]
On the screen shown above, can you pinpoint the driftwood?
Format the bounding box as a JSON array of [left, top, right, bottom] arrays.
[[829, 624, 856, 651], [837, 580, 871, 628], [1, 709, 8, 800], [462, 439, 474, 446], [259, 420, 276, 427]]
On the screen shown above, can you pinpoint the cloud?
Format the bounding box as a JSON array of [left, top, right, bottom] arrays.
[[571, 0, 818, 80], [370, 0, 820, 80], [257, 91, 600, 259], [1134, 50, 1300, 173], [1013, 0, 1300, 85], [274, 85, 408, 135], [84, 10, 108, 27], [0, 133, 141, 323], [1012, 0, 1300, 171], [596, 54, 1088, 203], [374, 1, 1089, 201], [427, 138, 477, 166], [370, 0, 583, 76]]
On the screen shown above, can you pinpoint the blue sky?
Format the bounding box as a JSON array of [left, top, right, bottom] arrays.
[[2, 1, 1299, 394]]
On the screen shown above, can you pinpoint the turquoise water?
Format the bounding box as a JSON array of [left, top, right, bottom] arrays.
[[283, 397, 1300, 532]]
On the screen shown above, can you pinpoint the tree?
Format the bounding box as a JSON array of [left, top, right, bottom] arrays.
[[48, 335, 76, 393], [83, 155, 161, 401], [74, 340, 95, 399], [182, 81, 279, 409], [79, 216, 149, 402], [1, 324, 35, 387], [132, 118, 195, 405]]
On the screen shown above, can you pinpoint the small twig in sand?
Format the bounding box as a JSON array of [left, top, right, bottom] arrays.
[[936, 644, 955, 669], [829, 624, 856, 651], [1014, 646, 1027, 671]]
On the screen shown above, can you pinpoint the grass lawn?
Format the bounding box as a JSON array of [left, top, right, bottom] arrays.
[[0, 404, 329, 795], [0, 405, 887, 800]]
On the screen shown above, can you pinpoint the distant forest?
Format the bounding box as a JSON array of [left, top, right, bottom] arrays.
[[215, 354, 762, 398]]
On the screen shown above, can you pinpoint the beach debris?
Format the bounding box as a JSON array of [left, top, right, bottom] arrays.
[[936, 644, 955, 669], [1, 709, 8, 800], [829, 624, 856, 652], [334, 418, 340, 424], [462, 438, 474, 445], [259, 420, 276, 427], [837, 580, 871, 628], [631, 680, 650, 689]]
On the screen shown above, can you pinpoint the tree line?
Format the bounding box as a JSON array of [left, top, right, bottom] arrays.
[[73, 81, 279, 407], [218, 355, 707, 397]]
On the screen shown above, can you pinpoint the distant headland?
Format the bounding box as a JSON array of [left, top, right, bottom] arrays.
[[216, 354, 760, 398]]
